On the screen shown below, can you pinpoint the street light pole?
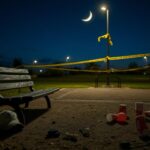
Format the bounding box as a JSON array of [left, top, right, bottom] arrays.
[[106, 9, 110, 86], [101, 6, 110, 86]]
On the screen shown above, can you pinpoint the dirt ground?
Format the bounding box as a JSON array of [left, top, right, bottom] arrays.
[[0, 88, 150, 150]]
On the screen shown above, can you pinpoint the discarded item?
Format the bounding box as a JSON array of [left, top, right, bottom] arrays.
[[136, 115, 148, 137], [144, 111, 150, 117], [46, 129, 60, 138], [0, 110, 24, 131], [135, 102, 144, 115], [63, 132, 78, 142], [79, 128, 90, 137], [119, 141, 131, 150], [52, 121, 56, 124], [106, 112, 128, 124], [114, 112, 128, 124], [119, 104, 127, 113], [106, 113, 115, 123]]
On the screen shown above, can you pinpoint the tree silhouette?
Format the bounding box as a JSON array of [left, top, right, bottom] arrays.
[[12, 58, 23, 68]]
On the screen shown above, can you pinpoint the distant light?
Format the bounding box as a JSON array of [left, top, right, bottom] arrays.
[[40, 69, 43, 73], [101, 6, 107, 11], [33, 60, 38, 64], [144, 56, 147, 60], [66, 56, 70, 62]]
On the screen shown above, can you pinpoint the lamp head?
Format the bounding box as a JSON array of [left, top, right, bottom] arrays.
[[101, 6, 107, 11]]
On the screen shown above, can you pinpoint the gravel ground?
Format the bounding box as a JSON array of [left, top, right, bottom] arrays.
[[0, 88, 150, 150]]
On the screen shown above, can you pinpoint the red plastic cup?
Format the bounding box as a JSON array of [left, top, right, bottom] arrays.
[[136, 115, 148, 136], [135, 102, 144, 116], [115, 112, 127, 124], [144, 111, 150, 117]]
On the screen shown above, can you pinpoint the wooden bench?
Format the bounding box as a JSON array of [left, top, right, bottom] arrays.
[[0, 67, 59, 123]]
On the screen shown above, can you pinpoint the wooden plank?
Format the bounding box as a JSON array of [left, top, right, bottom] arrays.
[[0, 74, 31, 81], [0, 81, 34, 90], [0, 67, 28, 74]]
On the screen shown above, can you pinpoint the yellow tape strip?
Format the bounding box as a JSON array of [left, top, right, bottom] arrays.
[[25, 57, 106, 68], [48, 66, 150, 73], [110, 53, 150, 60], [24, 53, 150, 68]]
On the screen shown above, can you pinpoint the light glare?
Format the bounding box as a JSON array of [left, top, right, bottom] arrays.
[[101, 6, 107, 11]]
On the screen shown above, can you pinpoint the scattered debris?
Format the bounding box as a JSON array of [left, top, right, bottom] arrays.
[[79, 128, 90, 137], [135, 102, 144, 115], [63, 132, 78, 142], [136, 115, 148, 137], [0, 110, 24, 131], [119, 141, 131, 150], [82, 146, 89, 150], [3, 147, 10, 150], [106, 104, 128, 125], [145, 111, 150, 117], [46, 129, 60, 138], [51, 121, 56, 124]]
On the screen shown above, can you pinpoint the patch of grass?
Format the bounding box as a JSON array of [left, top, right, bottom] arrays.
[[1, 74, 150, 97], [33, 74, 150, 89]]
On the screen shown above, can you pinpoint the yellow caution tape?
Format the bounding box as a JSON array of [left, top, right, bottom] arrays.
[[25, 57, 106, 68], [110, 53, 150, 60], [98, 33, 113, 46], [48, 66, 150, 73], [24, 53, 150, 68], [48, 67, 109, 73]]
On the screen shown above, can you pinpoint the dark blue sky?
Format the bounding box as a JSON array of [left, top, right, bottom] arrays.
[[0, 0, 150, 66]]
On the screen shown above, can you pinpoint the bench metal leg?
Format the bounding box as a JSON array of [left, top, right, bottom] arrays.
[[12, 105, 25, 124], [24, 102, 29, 108], [44, 95, 51, 108]]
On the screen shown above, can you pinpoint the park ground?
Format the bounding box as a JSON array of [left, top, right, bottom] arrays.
[[0, 87, 150, 150]]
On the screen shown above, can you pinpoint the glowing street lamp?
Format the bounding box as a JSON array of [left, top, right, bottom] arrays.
[[66, 56, 70, 62], [144, 56, 148, 65], [33, 59, 38, 64], [101, 5, 110, 86], [39, 69, 43, 73]]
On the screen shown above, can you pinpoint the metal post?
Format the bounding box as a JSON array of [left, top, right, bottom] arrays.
[[106, 9, 110, 86]]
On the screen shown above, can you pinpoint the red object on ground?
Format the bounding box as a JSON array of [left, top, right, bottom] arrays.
[[114, 112, 128, 124], [144, 111, 150, 117], [135, 102, 144, 116], [136, 115, 148, 136]]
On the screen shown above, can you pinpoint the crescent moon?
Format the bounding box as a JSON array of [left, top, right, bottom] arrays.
[[82, 11, 93, 22]]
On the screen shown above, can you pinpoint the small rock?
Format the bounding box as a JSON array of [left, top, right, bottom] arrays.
[[52, 121, 56, 124], [82, 146, 88, 150], [46, 129, 60, 138], [119, 141, 131, 150], [79, 128, 90, 137], [139, 135, 150, 142], [63, 132, 78, 142], [4, 147, 10, 150], [0, 144, 3, 149], [110, 135, 116, 139], [22, 145, 27, 150]]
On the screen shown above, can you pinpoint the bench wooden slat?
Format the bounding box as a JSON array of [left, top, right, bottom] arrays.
[[1, 88, 59, 105], [0, 67, 28, 74], [0, 81, 34, 90], [0, 74, 31, 81], [24, 88, 60, 99], [0, 67, 60, 124]]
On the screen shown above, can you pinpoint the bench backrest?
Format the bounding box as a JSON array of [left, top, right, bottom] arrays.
[[0, 67, 34, 91]]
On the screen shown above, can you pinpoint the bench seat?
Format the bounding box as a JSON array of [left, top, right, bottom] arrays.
[[0, 67, 60, 124]]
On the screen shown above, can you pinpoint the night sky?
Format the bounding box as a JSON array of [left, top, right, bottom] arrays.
[[0, 0, 150, 67]]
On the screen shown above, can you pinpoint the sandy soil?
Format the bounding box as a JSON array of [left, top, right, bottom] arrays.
[[0, 88, 150, 150]]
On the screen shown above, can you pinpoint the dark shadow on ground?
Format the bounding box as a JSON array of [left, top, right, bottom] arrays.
[[0, 108, 49, 140], [22, 108, 49, 124]]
